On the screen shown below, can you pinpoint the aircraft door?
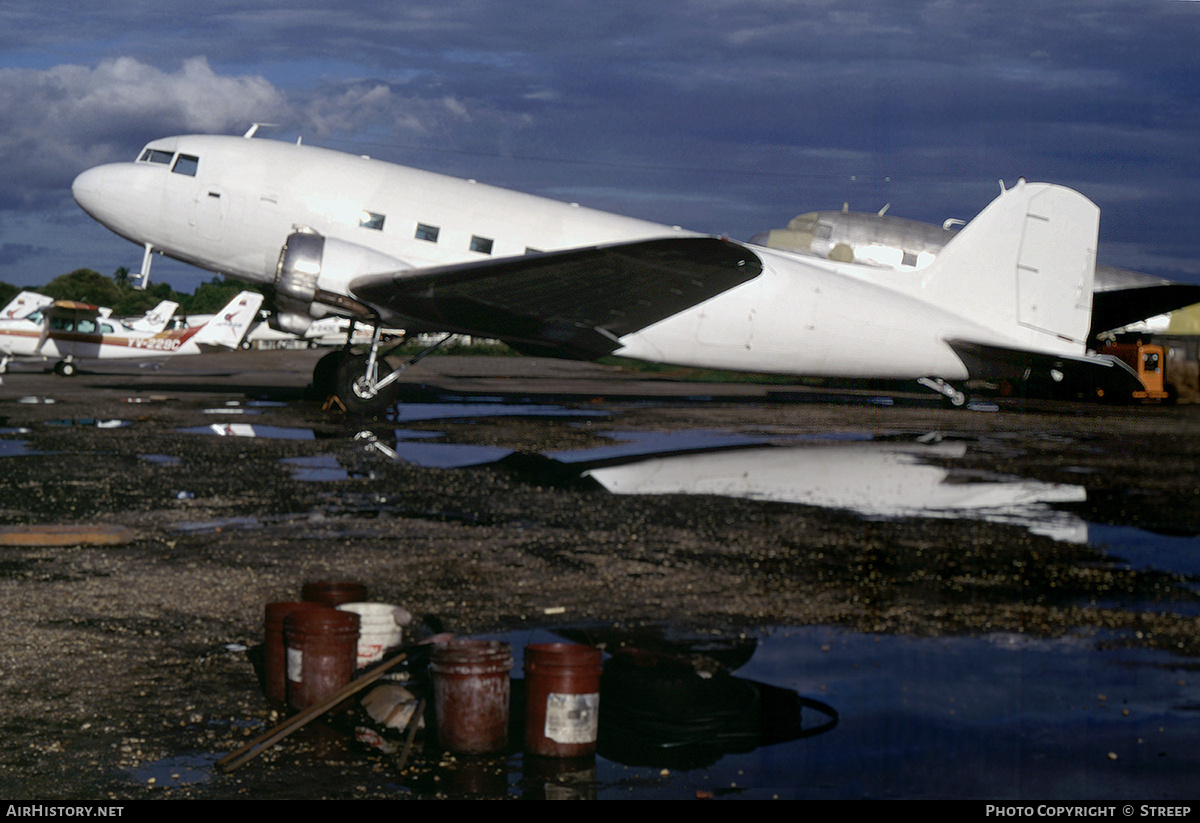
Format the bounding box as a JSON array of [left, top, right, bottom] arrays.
[[191, 187, 228, 242]]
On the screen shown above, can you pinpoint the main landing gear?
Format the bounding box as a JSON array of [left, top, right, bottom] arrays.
[[313, 325, 454, 414], [54, 359, 78, 377]]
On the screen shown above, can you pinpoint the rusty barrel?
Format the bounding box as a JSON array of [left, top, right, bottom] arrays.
[[301, 580, 368, 607], [263, 600, 330, 705], [429, 640, 513, 754], [284, 606, 360, 711], [523, 643, 603, 757]]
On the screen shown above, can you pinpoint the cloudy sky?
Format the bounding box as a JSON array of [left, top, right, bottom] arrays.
[[1, 0, 1198, 291]]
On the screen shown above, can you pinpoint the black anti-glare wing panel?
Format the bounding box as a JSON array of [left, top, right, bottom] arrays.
[[350, 237, 763, 358]]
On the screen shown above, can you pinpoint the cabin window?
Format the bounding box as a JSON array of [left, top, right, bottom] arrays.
[[814, 223, 833, 240], [415, 223, 440, 243], [76, 319, 97, 334], [359, 211, 385, 231], [470, 235, 494, 255], [171, 154, 199, 176], [139, 148, 174, 165], [100, 323, 114, 334], [525, 247, 543, 255], [901, 251, 918, 267]]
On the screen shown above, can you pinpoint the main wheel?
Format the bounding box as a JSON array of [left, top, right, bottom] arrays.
[[335, 354, 399, 413], [54, 360, 77, 377], [312, 350, 346, 398]]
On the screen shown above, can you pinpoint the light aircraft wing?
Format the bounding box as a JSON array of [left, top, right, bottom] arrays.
[[350, 236, 763, 358]]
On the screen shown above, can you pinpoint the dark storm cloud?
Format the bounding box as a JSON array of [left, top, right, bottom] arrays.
[[0, 0, 1197, 285]]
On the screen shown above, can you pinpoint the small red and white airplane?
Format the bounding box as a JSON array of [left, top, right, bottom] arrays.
[[0, 290, 262, 375]]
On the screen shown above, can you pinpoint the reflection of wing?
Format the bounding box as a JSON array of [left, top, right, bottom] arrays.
[[350, 237, 763, 358]]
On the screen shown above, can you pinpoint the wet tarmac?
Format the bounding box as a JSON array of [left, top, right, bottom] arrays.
[[0, 349, 1198, 799]]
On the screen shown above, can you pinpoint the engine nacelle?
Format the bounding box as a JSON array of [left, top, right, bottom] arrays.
[[273, 227, 409, 331]]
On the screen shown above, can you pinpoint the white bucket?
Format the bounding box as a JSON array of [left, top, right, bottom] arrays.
[[336, 602, 410, 667]]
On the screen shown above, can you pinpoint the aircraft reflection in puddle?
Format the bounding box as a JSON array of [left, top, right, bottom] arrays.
[[576, 436, 1088, 543], [178, 423, 316, 439]]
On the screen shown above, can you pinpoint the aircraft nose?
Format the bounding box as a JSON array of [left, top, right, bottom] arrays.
[[71, 166, 107, 218]]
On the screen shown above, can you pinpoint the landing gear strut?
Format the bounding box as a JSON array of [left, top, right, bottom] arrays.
[[313, 324, 455, 414], [917, 376, 967, 408]]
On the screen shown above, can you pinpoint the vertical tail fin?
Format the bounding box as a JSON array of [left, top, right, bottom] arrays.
[[916, 180, 1099, 355], [191, 292, 264, 348], [2, 291, 53, 320], [125, 300, 179, 333]]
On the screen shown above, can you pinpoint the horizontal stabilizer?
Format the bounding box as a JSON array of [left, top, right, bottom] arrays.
[[1089, 283, 1200, 337], [948, 339, 1144, 397]]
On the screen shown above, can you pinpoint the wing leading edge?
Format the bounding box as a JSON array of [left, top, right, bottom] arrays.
[[349, 236, 763, 359]]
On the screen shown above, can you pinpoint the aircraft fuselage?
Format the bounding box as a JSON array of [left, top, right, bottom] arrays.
[[72, 135, 681, 288]]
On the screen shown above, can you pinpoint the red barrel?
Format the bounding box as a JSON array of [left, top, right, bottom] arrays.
[[301, 580, 368, 607], [523, 643, 602, 757], [263, 601, 329, 705], [429, 640, 513, 754], [284, 607, 360, 711]]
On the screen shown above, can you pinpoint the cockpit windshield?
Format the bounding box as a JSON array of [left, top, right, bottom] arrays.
[[136, 147, 199, 176], [138, 148, 174, 165]]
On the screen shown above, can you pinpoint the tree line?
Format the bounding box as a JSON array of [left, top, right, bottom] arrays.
[[0, 268, 263, 317]]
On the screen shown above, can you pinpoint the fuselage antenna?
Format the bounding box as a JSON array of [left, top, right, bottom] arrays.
[[243, 123, 279, 139]]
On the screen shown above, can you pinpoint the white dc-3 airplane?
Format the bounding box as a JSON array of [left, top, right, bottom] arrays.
[[71, 129, 1152, 410], [0, 289, 263, 374]]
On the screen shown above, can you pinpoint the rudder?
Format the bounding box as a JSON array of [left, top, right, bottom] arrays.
[[916, 180, 1099, 357]]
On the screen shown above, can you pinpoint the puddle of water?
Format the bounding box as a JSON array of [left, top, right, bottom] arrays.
[[1088, 524, 1200, 578], [282, 455, 349, 482], [178, 424, 316, 439], [0, 440, 34, 456], [43, 418, 131, 428], [333, 626, 1200, 799], [567, 436, 1088, 543], [549, 429, 783, 463], [389, 441, 513, 469], [706, 626, 1200, 799], [389, 402, 607, 422]]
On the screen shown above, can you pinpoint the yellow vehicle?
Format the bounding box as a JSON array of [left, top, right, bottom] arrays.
[[1099, 341, 1172, 401]]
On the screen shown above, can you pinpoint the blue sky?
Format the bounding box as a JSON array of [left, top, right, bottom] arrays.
[[1, 0, 1198, 291]]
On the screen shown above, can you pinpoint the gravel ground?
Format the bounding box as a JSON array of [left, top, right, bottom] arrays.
[[0, 350, 1197, 798]]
